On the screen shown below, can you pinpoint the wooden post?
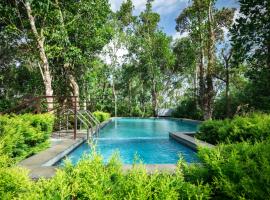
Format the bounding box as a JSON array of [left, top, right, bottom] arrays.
[[36, 97, 41, 114]]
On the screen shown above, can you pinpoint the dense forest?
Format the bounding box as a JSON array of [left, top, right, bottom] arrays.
[[1, 0, 269, 120]]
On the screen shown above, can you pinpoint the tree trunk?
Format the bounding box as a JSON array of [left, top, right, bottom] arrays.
[[112, 78, 117, 117], [222, 49, 232, 118], [64, 64, 80, 110], [56, 0, 80, 109], [151, 80, 158, 117], [204, 0, 215, 120], [25, 1, 54, 111], [197, 8, 205, 113], [225, 64, 231, 118], [198, 42, 205, 109]]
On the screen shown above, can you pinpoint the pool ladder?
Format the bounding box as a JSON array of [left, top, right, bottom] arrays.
[[57, 109, 101, 140]]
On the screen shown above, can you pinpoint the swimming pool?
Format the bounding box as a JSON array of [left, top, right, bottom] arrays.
[[57, 118, 199, 165]]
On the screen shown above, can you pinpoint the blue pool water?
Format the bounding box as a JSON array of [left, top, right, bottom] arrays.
[[58, 118, 199, 165]]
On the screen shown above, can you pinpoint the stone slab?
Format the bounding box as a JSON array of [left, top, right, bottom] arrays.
[[169, 132, 214, 151]]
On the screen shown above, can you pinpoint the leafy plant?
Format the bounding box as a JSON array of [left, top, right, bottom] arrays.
[[172, 97, 203, 120], [197, 113, 270, 144], [93, 111, 111, 122], [182, 139, 270, 200], [0, 114, 54, 161]]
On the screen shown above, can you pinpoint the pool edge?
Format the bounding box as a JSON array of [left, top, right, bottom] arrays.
[[19, 118, 204, 179]]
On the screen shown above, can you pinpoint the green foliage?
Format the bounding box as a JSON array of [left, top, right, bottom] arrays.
[[173, 37, 196, 73], [1, 141, 270, 199], [0, 167, 33, 200], [93, 111, 111, 122], [37, 154, 211, 199], [0, 153, 210, 199], [231, 0, 270, 114], [197, 113, 270, 144], [0, 114, 54, 161], [172, 97, 203, 120], [183, 140, 270, 200]]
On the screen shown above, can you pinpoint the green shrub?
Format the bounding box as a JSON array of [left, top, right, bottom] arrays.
[[0, 114, 54, 161], [30, 153, 211, 199], [182, 140, 270, 200], [93, 111, 111, 122], [0, 167, 33, 200], [172, 97, 203, 120], [196, 113, 270, 144]]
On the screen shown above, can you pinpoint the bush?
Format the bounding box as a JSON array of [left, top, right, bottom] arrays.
[[24, 153, 210, 199], [172, 97, 203, 120], [93, 111, 111, 122], [182, 140, 270, 200], [196, 113, 270, 144], [0, 167, 33, 200], [1, 141, 269, 199], [0, 114, 54, 161], [0, 149, 211, 199]]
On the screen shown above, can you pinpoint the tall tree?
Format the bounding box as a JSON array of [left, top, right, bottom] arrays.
[[24, 1, 54, 110], [134, 0, 174, 116], [176, 0, 235, 119], [231, 0, 270, 112]]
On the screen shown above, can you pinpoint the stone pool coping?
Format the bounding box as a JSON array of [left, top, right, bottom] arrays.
[[169, 132, 215, 151], [19, 119, 112, 179], [19, 117, 211, 179]]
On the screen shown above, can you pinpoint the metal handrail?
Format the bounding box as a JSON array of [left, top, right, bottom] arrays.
[[60, 109, 93, 139], [79, 110, 100, 135], [86, 110, 100, 125]]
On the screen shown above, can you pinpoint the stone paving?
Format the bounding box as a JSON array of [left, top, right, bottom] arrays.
[[19, 138, 84, 179]]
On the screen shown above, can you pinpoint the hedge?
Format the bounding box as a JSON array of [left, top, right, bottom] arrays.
[[0, 114, 54, 161], [93, 111, 111, 122], [182, 139, 270, 200], [1, 140, 270, 199], [196, 113, 270, 145], [0, 152, 211, 200]]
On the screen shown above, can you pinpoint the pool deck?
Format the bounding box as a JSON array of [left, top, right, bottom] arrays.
[[19, 138, 84, 179], [19, 119, 112, 179], [19, 118, 212, 179]]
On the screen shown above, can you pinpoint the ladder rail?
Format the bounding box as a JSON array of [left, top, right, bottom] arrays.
[[59, 109, 93, 139], [79, 110, 100, 134], [86, 110, 100, 125]]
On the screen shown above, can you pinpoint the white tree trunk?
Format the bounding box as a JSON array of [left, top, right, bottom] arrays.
[[25, 1, 54, 111]]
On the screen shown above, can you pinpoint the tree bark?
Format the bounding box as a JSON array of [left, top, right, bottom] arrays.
[[204, 0, 215, 120], [112, 78, 117, 117], [196, 4, 205, 114], [151, 80, 158, 117], [198, 38, 205, 109], [64, 63, 80, 110], [222, 49, 232, 118], [225, 63, 231, 118], [25, 1, 54, 111]]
